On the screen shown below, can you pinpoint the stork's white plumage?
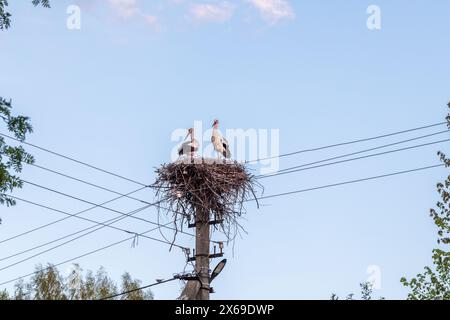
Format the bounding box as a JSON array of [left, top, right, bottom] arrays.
[[211, 119, 231, 159], [178, 128, 199, 157]]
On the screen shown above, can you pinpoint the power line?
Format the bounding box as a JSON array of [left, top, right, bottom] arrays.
[[1, 121, 445, 199], [257, 138, 450, 179], [11, 152, 443, 271], [27, 161, 152, 204], [255, 164, 445, 201], [0, 204, 149, 272], [172, 137, 448, 210], [0, 186, 148, 245], [0, 173, 180, 245], [99, 277, 178, 300], [1, 190, 221, 264], [1, 162, 442, 287], [259, 130, 449, 177], [0, 202, 188, 273], [0, 200, 173, 263], [9, 137, 444, 255], [0, 132, 149, 187], [0, 122, 446, 283], [0, 168, 219, 257], [0, 221, 182, 287], [21, 179, 195, 238], [246, 121, 447, 163], [5, 194, 189, 249]]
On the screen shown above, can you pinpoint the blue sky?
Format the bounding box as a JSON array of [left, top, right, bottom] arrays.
[[0, 0, 449, 299]]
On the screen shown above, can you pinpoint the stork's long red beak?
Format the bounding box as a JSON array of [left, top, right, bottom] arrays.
[[184, 132, 190, 141]]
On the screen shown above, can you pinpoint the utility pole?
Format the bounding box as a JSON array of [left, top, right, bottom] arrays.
[[178, 209, 224, 300], [195, 207, 210, 300], [156, 153, 253, 301]]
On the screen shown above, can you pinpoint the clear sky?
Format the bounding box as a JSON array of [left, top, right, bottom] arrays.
[[0, 0, 449, 299]]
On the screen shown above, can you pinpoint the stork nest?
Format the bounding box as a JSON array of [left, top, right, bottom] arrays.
[[153, 159, 261, 243]]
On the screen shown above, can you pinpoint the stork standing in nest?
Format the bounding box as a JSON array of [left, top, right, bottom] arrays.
[[211, 119, 231, 160], [178, 128, 199, 160]]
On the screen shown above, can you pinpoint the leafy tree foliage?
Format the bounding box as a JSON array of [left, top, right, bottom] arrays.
[[331, 282, 384, 300], [0, 0, 50, 30], [1, 1, 45, 218], [401, 103, 450, 300], [0, 264, 154, 300], [0, 98, 34, 211]]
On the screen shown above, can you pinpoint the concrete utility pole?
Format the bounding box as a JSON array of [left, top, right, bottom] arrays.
[[195, 208, 210, 300], [178, 208, 210, 300], [178, 208, 224, 300]]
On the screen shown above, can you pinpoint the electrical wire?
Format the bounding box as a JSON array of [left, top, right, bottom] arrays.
[[246, 121, 447, 163], [1, 162, 443, 287], [257, 138, 450, 179], [5, 195, 191, 248], [255, 164, 445, 201], [259, 129, 449, 177], [0, 186, 148, 245], [99, 277, 178, 300], [3, 128, 447, 245], [5, 135, 446, 257], [0, 202, 189, 273], [0, 132, 149, 187], [0, 191, 220, 264], [21, 179, 195, 238], [0, 201, 173, 263], [0, 122, 447, 283], [27, 161, 152, 204], [0, 220, 183, 287]]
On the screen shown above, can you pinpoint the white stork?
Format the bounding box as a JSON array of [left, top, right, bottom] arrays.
[[211, 119, 231, 159], [178, 128, 199, 158]]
